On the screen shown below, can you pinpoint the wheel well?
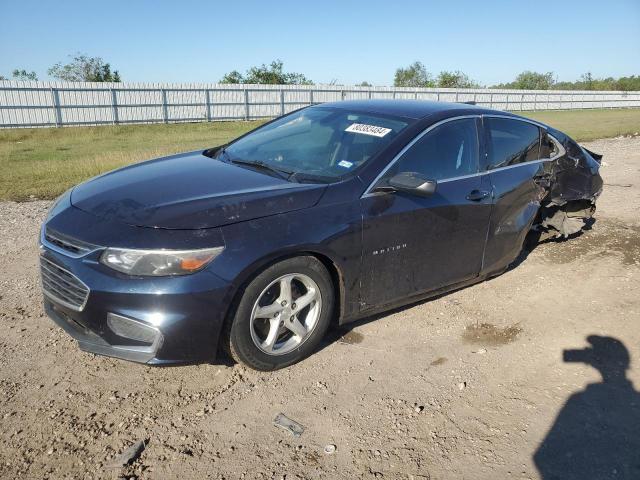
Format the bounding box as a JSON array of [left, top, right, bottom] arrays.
[[221, 251, 344, 340], [534, 199, 597, 239], [309, 252, 344, 327]]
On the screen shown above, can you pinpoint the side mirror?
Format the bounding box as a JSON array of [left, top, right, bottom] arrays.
[[386, 172, 437, 197]]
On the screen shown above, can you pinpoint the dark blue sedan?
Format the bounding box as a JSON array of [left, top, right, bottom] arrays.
[[40, 100, 603, 370]]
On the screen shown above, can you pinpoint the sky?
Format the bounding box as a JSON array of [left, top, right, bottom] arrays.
[[1, 0, 638, 86]]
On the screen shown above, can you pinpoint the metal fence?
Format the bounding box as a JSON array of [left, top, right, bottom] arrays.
[[1, 80, 639, 129]]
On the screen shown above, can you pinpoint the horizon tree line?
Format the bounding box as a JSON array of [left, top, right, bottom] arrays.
[[3, 56, 639, 91]]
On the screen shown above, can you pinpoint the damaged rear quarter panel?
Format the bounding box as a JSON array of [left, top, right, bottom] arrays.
[[538, 129, 603, 238], [547, 131, 603, 206], [482, 161, 549, 274]]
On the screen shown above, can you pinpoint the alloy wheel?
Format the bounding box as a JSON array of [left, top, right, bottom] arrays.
[[249, 273, 322, 355]]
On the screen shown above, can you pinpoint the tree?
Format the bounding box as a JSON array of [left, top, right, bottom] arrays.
[[12, 69, 38, 81], [220, 70, 244, 84], [48, 53, 122, 82], [394, 61, 434, 87], [436, 70, 479, 88], [0, 75, 7, 81], [580, 72, 594, 90], [615, 75, 640, 91], [220, 60, 313, 85], [357, 81, 372, 87], [493, 71, 555, 90]]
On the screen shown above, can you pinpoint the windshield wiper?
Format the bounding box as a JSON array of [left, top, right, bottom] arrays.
[[287, 171, 332, 184], [203, 145, 230, 161], [230, 159, 293, 181]]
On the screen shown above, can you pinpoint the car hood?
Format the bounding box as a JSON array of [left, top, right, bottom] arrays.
[[71, 151, 327, 229]]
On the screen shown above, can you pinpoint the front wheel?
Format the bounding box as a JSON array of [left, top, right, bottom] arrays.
[[223, 256, 334, 371]]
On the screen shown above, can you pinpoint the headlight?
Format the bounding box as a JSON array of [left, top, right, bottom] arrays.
[[100, 246, 224, 276]]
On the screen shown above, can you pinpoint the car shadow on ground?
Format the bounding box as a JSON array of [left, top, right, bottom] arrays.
[[318, 288, 459, 352], [320, 221, 598, 352], [533, 335, 640, 479]]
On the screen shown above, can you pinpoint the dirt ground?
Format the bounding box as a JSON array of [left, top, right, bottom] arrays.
[[1, 137, 639, 480]]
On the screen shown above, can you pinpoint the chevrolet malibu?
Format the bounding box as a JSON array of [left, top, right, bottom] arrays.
[[40, 100, 603, 370]]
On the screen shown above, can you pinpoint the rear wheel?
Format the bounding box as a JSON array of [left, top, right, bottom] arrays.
[[224, 256, 334, 371]]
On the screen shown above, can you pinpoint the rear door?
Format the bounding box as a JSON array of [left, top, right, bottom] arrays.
[[359, 117, 493, 309], [481, 116, 551, 274]]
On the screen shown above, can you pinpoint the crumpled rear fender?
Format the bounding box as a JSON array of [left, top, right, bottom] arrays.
[[535, 132, 603, 238]]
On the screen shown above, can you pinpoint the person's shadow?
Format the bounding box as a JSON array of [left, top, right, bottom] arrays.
[[534, 336, 640, 479]]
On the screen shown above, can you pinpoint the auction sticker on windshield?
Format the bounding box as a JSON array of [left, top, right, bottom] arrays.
[[345, 123, 392, 137]]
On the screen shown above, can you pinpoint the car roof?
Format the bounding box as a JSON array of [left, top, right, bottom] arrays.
[[318, 99, 529, 122]]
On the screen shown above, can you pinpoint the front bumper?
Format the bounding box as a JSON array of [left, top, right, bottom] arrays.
[[40, 246, 232, 364], [45, 300, 164, 364], [39, 207, 233, 365]]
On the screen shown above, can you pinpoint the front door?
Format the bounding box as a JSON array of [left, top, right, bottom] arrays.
[[359, 117, 493, 310]]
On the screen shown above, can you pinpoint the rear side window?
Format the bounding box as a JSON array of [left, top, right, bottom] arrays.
[[540, 132, 560, 159], [382, 118, 479, 182], [486, 118, 541, 169]]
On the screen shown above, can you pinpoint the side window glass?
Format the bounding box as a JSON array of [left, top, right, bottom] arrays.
[[486, 118, 540, 169], [540, 132, 560, 159], [382, 118, 479, 182]]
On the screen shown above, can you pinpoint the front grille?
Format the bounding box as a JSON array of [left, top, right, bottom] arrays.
[[40, 257, 90, 311], [44, 227, 98, 257]]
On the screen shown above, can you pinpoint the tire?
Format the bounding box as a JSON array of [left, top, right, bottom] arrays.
[[223, 256, 334, 371]]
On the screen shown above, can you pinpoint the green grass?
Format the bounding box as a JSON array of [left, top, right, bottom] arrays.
[[0, 121, 263, 201], [519, 108, 640, 142], [1, 108, 639, 201]]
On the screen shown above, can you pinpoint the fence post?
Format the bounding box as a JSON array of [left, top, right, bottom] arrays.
[[244, 89, 249, 120], [110, 88, 119, 124], [415, 91, 418, 100], [205, 90, 211, 122], [280, 90, 285, 116], [533, 93, 537, 111], [436, 91, 440, 102], [368, 90, 372, 99], [455, 91, 459, 102], [506, 94, 510, 111], [340, 90, 345, 101], [520, 93, 524, 111], [161, 89, 169, 123], [489, 92, 493, 109], [309, 90, 314, 105], [51, 87, 62, 127]]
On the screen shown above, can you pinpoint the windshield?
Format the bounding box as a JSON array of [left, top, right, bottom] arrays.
[[222, 107, 409, 181]]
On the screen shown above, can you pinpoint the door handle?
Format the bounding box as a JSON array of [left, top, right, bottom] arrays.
[[466, 190, 490, 201]]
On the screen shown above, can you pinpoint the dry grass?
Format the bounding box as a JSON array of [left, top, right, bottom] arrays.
[[0, 121, 263, 201], [519, 108, 640, 141]]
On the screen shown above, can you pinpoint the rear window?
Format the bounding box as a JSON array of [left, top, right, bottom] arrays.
[[486, 117, 541, 169]]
